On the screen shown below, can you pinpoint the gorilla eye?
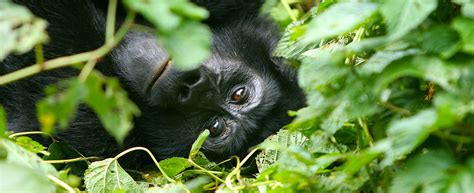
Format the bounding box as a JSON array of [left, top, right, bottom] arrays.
[[230, 87, 247, 103], [208, 119, 222, 137]]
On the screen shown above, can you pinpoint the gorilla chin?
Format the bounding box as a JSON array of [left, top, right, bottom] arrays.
[[1, 0, 306, 168]]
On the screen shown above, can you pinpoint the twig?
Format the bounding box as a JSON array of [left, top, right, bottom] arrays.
[[281, 0, 297, 22], [0, 11, 136, 85], [78, 60, 98, 82], [8, 131, 56, 142], [48, 174, 76, 193], [188, 159, 225, 183], [114, 146, 176, 183], [358, 118, 374, 147], [45, 156, 100, 164], [35, 44, 44, 69]]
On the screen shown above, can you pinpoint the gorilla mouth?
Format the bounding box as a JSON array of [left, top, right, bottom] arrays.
[[147, 57, 172, 92]]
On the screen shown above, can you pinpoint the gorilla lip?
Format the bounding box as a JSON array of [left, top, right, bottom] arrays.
[[147, 57, 172, 93]]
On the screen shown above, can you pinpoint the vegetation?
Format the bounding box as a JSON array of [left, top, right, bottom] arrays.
[[1, 0, 473, 192]]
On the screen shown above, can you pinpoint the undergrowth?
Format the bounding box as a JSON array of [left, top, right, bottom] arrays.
[[1, 0, 473, 192]]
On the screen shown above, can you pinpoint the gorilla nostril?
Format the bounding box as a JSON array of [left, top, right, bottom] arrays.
[[183, 72, 201, 86], [178, 86, 191, 102]]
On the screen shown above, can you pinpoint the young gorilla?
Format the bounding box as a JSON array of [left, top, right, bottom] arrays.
[[1, 0, 305, 166]]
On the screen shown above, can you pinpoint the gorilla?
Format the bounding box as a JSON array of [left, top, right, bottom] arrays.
[[0, 0, 305, 166]]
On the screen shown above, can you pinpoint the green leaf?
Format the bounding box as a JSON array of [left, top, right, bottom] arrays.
[[453, 0, 474, 19], [0, 1, 48, 60], [43, 142, 88, 175], [420, 26, 461, 58], [298, 49, 347, 91], [124, 0, 211, 70], [389, 151, 455, 193], [84, 71, 140, 143], [158, 157, 191, 177], [0, 106, 5, 138], [375, 109, 437, 166], [0, 138, 57, 176], [0, 162, 56, 193], [37, 71, 140, 143], [374, 56, 460, 94], [274, 20, 318, 60], [123, 0, 208, 32], [359, 48, 421, 75], [302, 2, 378, 43], [84, 158, 140, 193], [189, 130, 209, 159], [433, 92, 472, 127], [37, 80, 84, 133], [158, 21, 211, 70], [452, 17, 474, 54], [445, 158, 474, 193], [14, 136, 46, 154], [381, 0, 438, 40]]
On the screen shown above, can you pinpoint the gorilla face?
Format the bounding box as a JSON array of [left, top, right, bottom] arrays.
[[2, 0, 305, 166], [110, 18, 305, 161]]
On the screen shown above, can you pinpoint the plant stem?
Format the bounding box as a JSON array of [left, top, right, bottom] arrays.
[[281, 0, 297, 22], [35, 44, 44, 69], [188, 159, 225, 183], [48, 175, 76, 193], [78, 60, 98, 82], [45, 156, 100, 164], [106, 0, 118, 45], [8, 131, 56, 142], [114, 146, 176, 183], [0, 11, 136, 85], [358, 118, 374, 147]]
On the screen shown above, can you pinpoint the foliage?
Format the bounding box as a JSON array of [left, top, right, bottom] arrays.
[[0, 0, 473, 192], [0, 1, 48, 60]]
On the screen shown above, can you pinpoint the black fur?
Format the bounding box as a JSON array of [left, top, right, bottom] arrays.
[[1, 0, 305, 167]]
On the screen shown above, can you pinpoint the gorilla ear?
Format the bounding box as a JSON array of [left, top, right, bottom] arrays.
[[110, 32, 169, 97]]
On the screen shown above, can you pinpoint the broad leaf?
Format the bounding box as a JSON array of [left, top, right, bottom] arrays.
[[84, 71, 140, 143], [158, 21, 211, 70], [124, 0, 210, 70], [0, 139, 57, 176], [159, 157, 191, 177], [37, 80, 84, 133], [189, 129, 209, 159], [14, 136, 46, 154], [452, 17, 474, 54], [389, 151, 455, 193], [84, 158, 140, 193], [0, 1, 48, 60], [302, 2, 378, 43], [376, 109, 437, 166], [0, 162, 56, 193], [381, 0, 438, 40]]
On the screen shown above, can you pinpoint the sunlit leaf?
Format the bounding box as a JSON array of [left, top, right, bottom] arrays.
[[189, 130, 209, 159], [389, 151, 455, 193], [452, 17, 474, 54], [0, 1, 48, 60], [0, 162, 56, 193], [381, 0, 438, 40], [302, 2, 378, 43], [159, 157, 191, 177], [84, 158, 140, 193], [84, 71, 140, 144], [14, 136, 45, 154], [124, 0, 211, 70], [0, 138, 57, 176]]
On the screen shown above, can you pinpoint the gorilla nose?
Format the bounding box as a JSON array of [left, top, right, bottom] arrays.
[[177, 69, 209, 104]]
